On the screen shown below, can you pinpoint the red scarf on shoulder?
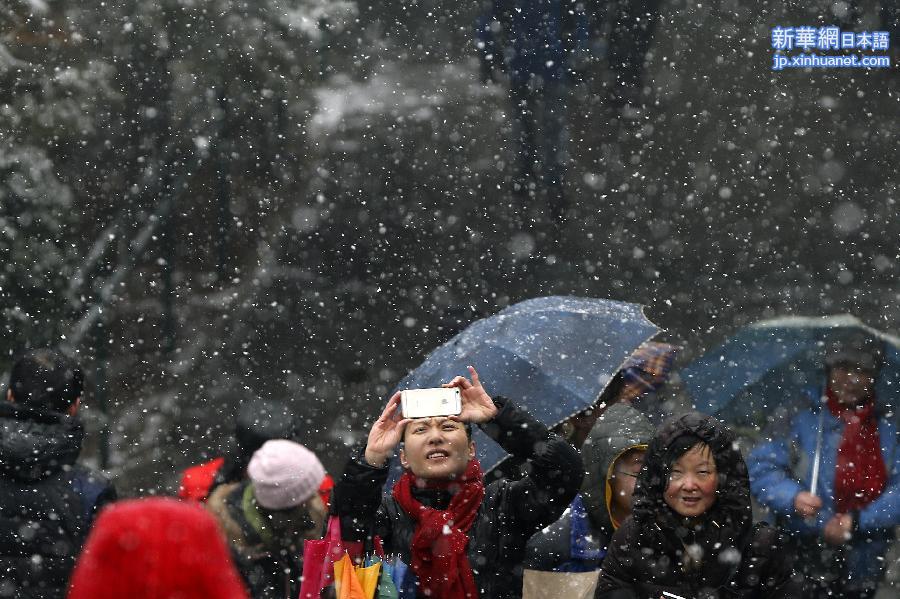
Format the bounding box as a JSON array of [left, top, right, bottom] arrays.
[[392, 459, 484, 599], [827, 387, 887, 513]]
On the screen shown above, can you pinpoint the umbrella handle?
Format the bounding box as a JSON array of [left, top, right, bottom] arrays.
[[801, 407, 826, 528], [810, 407, 825, 497]]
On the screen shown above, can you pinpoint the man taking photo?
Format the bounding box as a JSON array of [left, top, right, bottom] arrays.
[[331, 366, 583, 599]]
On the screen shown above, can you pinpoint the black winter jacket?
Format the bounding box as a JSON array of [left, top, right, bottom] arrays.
[[595, 412, 802, 599], [332, 396, 583, 599], [0, 402, 116, 599]]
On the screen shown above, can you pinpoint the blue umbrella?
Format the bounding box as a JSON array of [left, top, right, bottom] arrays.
[[681, 314, 900, 438], [391, 296, 660, 471]]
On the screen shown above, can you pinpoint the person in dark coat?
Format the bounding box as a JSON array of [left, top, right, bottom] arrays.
[[586, 0, 663, 116], [749, 332, 900, 598], [67, 497, 249, 599], [0, 348, 117, 599], [595, 411, 802, 599], [207, 440, 328, 599], [475, 0, 589, 228], [526, 403, 654, 572], [331, 366, 583, 599]]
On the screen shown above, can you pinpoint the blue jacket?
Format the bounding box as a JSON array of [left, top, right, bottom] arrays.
[[748, 388, 900, 585]]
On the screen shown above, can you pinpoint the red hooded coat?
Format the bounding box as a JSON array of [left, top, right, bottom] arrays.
[[67, 497, 249, 599]]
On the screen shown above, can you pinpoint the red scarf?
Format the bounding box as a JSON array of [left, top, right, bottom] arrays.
[[826, 387, 887, 513], [392, 459, 484, 599]]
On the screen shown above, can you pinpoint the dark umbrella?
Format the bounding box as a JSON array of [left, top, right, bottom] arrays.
[[680, 314, 900, 446], [392, 296, 660, 471]]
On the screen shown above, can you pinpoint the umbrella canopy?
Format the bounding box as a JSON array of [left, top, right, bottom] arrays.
[[681, 314, 900, 437], [392, 296, 660, 471]]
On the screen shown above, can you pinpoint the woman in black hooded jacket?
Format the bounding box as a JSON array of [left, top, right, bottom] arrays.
[[595, 411, 802, 599]]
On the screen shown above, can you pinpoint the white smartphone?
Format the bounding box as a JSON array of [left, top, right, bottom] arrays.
[[400, 388, 462, 419]]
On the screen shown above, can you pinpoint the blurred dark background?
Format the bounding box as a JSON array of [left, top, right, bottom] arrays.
[[1, 0, 896, 493]]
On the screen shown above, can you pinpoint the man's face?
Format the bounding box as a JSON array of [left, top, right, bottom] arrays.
[[400, 417, 474, 480], [829, 365, 876, 406], [609, 448, 645, 517]]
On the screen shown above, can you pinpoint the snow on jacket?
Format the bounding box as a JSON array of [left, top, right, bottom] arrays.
[[596, 411, 801, 599], [748, 386, 900, 588], [0, 401, 116, 599], [331, 396, 584, 599], [525, 403, 654, 571]]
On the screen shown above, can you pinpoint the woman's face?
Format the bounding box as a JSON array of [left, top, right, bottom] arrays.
[[664, 443, 718, 518]]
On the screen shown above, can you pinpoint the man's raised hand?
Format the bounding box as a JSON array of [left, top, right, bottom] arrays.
[[444, 366, 498, 424], [364, 392, 410, 468]]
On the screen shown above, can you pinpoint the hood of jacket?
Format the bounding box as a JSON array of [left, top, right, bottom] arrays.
[[67, 497, 249, 599], [580, 403, 654, 532], [0, 401, 84, 481], [631, 411, 753, 584]]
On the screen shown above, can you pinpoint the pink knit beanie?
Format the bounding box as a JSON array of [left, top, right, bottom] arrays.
[[247, 439, 326, 510]]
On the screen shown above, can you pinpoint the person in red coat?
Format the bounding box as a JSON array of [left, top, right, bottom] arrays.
[[67, 497, 249, 599]]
